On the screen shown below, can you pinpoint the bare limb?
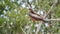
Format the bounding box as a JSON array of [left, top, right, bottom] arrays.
[[27, 0, 32, 8], [44, 19, 60, 21], [35, 21, 43, 34], [35, 0, 58, 34], [20, 26, 26, 34], [44, 0, 58, 18]]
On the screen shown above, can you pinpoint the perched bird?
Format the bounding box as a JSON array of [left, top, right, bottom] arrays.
[[29, 8, 46, 22]]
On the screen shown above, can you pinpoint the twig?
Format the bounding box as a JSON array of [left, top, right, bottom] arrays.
[[44, 19, 60, 21], [20, 26, 26, 34], [35, 0, 58, 34], [44, 0, 58, 18], [27, 0, 32, 8], [35, 21, 43, 34]]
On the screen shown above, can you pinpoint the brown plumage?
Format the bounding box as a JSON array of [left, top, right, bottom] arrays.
[[29, 8, 45, 22]]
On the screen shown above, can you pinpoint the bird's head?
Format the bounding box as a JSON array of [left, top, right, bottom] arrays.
[[28, 8, 33, 12]]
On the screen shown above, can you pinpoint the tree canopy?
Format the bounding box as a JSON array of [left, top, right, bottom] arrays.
[[0, 0, 60, 34]]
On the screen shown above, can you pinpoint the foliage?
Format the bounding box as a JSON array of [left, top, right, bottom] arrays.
[[0, 0, 60, 34]]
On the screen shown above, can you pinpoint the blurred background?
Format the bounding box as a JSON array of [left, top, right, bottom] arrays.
[[0, 0, 60, 34]]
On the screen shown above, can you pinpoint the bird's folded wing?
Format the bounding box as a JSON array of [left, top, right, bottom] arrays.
[[29, 13, 43, 20]]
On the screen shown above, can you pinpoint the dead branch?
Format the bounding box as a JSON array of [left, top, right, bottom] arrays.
[[44, 19, 60, 21], [35, 21, 43, 34], [44, 0, 58, 18], [35, 0, 58, 34]]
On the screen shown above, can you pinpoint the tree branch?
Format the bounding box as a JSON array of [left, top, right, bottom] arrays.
[[35, 21, 43, 34], [44, 0, 58, 18], [44, 19, 60, 21], [35, 0, 58, 34]]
